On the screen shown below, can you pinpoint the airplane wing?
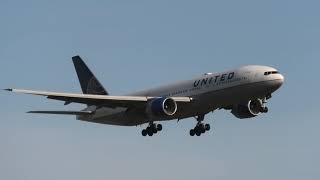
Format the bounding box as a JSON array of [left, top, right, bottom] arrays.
[[5, 89, 192, 108]]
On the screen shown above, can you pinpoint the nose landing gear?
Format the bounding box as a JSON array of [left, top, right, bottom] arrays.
[[142, 123, 162, 136], [260, 96, 269, 113], [260, 106, 269, 113]]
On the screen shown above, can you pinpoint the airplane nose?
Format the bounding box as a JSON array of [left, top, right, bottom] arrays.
[[279, 74, 285, 85], [275, 74, 285, 89], [268, 73, 284, 92]]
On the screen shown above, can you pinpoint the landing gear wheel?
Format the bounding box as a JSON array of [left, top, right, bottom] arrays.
[[205, 124, 210, 131], [152, 127, 158, 134], [146, 127, 153, 136], [260, 106, 268, 113], [190, 129, 195, 136], [156, 124, 162, 131], [199, 124, 205, 133], [196, 130, 201, 136], [147, 130, 153, 136], [142, 129, 147, 136]]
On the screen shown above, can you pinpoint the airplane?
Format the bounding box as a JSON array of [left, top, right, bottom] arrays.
[[5, 56, 284, 137]]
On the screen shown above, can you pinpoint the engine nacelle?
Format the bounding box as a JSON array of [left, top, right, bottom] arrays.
[[231, 99, 263, 119], [146, 97, 178, 118]]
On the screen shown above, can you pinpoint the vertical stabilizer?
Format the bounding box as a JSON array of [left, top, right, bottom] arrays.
[[72, 56, 109, 95]]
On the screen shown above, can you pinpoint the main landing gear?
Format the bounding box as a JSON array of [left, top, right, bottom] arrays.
[[189, 115, 211, 136], [141, 123, 162, 136]]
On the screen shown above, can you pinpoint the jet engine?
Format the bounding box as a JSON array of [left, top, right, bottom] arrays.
[[146, 97, 178, 118], [231, 99, 267, 119]]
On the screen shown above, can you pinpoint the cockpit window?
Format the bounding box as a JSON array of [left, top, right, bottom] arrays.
[[264, 71, 279, 76]]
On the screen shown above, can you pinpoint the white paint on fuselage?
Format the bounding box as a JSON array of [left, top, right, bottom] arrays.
[[78, 65, 284, 126]]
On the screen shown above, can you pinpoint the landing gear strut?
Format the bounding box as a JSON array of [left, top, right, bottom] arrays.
[[190, 115, 211, 136], [260, 97, 269, 113], [142, 123, 162, 137]]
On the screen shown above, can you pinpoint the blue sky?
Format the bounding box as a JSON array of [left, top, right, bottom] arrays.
[[1, 0, 319, 179]]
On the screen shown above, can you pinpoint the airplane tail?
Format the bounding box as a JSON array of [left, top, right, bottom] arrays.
[[72, 56, 109, 95]]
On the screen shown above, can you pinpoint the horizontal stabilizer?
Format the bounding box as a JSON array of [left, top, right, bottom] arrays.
[[27, 110, 94, 115]]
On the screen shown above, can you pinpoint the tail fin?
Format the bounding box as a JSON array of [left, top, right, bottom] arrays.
[[72, 56, 109, 95]]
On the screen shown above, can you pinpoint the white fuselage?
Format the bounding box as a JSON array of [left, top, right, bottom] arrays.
[[78, 65, 284, 126]]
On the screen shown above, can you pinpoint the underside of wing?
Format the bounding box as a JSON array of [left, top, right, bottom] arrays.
[[5, 89, 192, 108], [28, 110, 94, 115]]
